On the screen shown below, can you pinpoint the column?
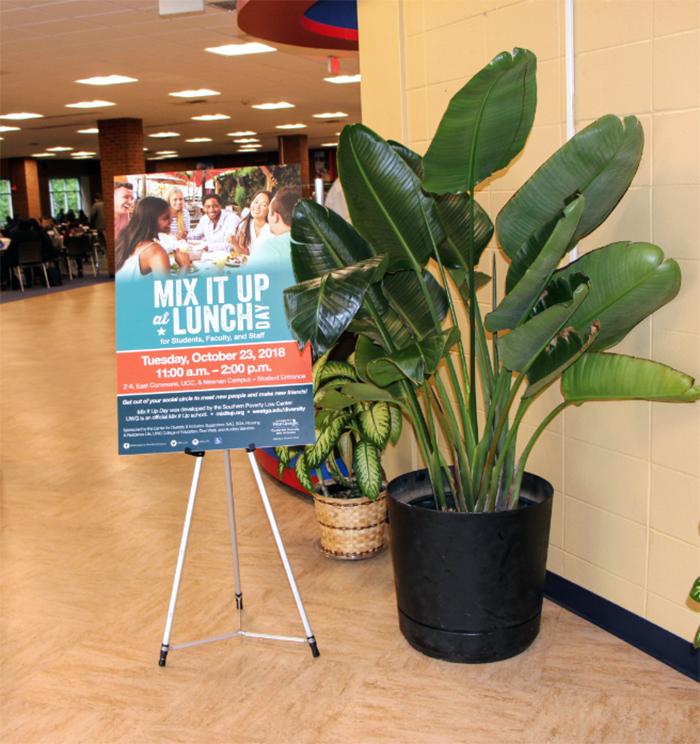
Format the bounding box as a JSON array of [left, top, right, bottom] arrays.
[[278, 134, 310, 197], [98, 118, 144, 275], [8, 158, 42, 219]]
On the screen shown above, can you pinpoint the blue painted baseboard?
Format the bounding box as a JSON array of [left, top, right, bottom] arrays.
[[544, 571, 699, 682]]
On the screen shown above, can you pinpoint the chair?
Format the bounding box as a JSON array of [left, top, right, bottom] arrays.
[[14, 241, 51, 292], [63, 234, 97, 280]]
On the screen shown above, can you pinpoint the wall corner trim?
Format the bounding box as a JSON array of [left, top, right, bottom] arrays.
[[545, 572, 700, 683]]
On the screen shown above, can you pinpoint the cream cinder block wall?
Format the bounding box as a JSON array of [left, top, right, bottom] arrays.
[[357, 0, 700, 640]]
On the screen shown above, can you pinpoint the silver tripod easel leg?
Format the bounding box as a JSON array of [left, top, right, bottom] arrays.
[[246, 445, 319, 658], [223, 449, 244, 612], [159, 448, 205, 667], [158, 446, 319, 667]]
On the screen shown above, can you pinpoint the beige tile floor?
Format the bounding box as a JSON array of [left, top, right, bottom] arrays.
[[1, 284, 698, 744]]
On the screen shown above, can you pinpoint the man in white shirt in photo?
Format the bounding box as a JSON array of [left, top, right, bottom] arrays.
[[187, 191, 240, 252]]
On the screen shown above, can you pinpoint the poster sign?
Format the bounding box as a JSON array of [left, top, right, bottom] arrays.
[[115, 165, 314, 455]]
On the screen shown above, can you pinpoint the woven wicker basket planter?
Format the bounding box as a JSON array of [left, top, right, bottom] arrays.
[[313, 490, 387, 560]]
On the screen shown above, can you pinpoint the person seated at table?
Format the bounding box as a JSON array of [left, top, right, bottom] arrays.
[[114, 182, 135, 241], [116, 197, 190, 280], [166, 187, 191, 240], [77, 209, 89, 225], [246, 187, 301, 273], [231, 190, 271, 257], [187, 191, 240, 252], [4, 218, 56, 288]]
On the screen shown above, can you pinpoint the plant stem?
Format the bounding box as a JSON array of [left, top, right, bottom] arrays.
[[476, 370, 525, 505], [432, 376, 472, 510], [508, 401, 571, 509], [485, 397, 533, 511]]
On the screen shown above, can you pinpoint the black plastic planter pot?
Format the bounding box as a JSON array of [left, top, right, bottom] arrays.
[[387, 469, 553, 663]]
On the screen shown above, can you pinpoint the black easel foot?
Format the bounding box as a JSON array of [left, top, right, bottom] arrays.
[[307, 636, 320, 658], [235, 592, 244, 610], [159, 644, 169, 667]]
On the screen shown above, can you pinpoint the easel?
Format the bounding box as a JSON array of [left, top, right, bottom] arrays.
[[158, 445, 319, 666]]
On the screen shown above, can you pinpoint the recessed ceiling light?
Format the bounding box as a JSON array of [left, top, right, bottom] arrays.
[[324, 74, 361, 84], [233, 138, 259, 143], [191, 113, 229, 121], [72, 156, 92, 159], [65, 100, 116, 109], [252, 101, 294, 110], [169, 88, 221, 98], [276, 123, 306, 130], [155, 150, 177, 155], [321, 142, 339, 147], [0, 112, 42, 120], [148, 132, 179, 138], [0, 137, 3, 141], [148, 155, 178, 161], [227, 130, 257, 137], [75, 75, 138, 85], [32, 152, 55, 157], [0, 125, 20, 132], [46, 146, 74, 152], [72, 151, 96, 156], [77, 127, 99, 134], [239, 144, 262, 149], [205, 42, 276, 56], [313, 112, 348, 119], [185, 137, 213, 143]]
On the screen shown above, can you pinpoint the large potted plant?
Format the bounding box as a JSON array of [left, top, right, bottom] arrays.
[[277, 352, 402, 560], [282, 48, 700, 662]]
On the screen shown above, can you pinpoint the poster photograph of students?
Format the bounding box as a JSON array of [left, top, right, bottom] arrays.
[[113, 164, 314, 458]]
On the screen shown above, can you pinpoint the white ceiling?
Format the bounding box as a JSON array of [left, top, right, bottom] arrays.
[[0, 0, 361, 160]]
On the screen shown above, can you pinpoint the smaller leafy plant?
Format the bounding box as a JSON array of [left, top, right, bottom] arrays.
[[276, 352, 402, 501], [690, 577, 700, 650]]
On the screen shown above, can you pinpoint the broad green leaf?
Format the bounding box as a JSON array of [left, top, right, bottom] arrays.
[[311, 351, 330, 390], [318, 360, 358, 383], [435, 192, 494, 269], [351, 269, 449, 351], [553, 242, 681, 352], [295, 453, 314, 492], [291, 199, 374, 281], [314, 387, 356, 411], [341, 381, 403, 404], [562, 353, 700, 403], [389, 405, 403, 446], [448, 267, 491, 294], [284, 255, 388, 355], [275, 446, 291, 477], [389, 140, 494, 267], [690, 577, 700, 603], [367, 346, 425, 386], [383, 270, 448, 338], [530, 273, 588, 316], [358, 402, 391, 448], [497, 115, 644, 260], [339, 124, 444, 270], [523, 322, 599, 398], [353, 440, 383, 501], [304, 413, 352, 468], [486, 196, 585, 332], [388, 140, 423, 174], [694, 626, 700, 651], [338, 431, 353, 474], [499, 282, 589, 372], [423, 48, 537, 194]]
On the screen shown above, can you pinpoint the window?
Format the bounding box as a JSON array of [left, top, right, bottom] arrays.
[[49, 178, 82, 216], [0, 180, 12, 223]]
